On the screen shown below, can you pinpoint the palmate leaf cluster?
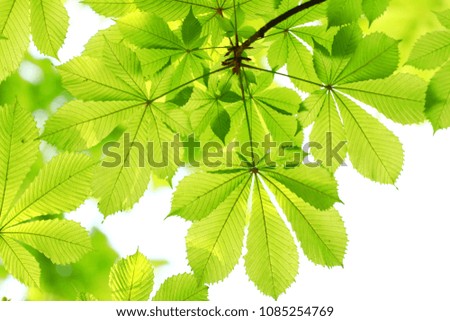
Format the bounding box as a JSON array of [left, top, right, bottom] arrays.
[[0, 0, 449, 300]]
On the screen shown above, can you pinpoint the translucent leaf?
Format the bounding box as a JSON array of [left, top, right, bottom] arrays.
[[94, 108, 152, 215], [3, 220, 92, 265], [335, 93, 403, 184], [0, 236, 40, 287], [245, 179, 298, 299], [435, 9, 450, 29], [407, 31, 450, 70], [58, 56, 144, 101], [0, 0, 30, 82], [0, 103, 39, 219], [119, 11, 183, 49], [170, 170, 248, 221], [425, 60, 450, 131], [187, 177, 251, 284], [264, 176, 347, 267], [31, 0, 69, 58], [42, 100, 145, 151], [309, 93, 347, 172], [82, 0, 135, 17], [335, 33, 399, 84], [361, 0, 390, 25], [182, 9, 202, 47], [340, 73, 426, 124], [327, 0, 362, 27], [4, 153, 95, 226], [102, 39, 148, 99], [109, 251, 154, 301], [153, 273, 208, 301], [263, 166, 340, 210]]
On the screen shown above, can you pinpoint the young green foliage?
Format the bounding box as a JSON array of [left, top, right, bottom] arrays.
[[107, 251, 208, 301], [0, 103, 93, 287], [0, 0, 69, 82]]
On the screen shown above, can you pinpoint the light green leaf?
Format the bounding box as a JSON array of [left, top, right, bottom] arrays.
[[31, 0, 69, 58], [103, 38, 148, 99], [425, 59, 450, 131], [335, 93, 403, 184], [339, 73, 426, 124], [94, 108, 152, 215], [435, 9, 450, 29], [327, 0, 362, 27], [264, 176, 347, 267], [0, 0, 30, 83], [299, 90, 328, 127], [335, 33, 399, 84], [309, 92, 348, 172], [0, 236, 40, 287], [170, 170, 248, 221], [119, 11, 183, 49], [109, 251, 154, 301], [187, 177, 251, 284], [263, 166, 340, 210], [267, 34, 289, 70], [3, 220, 92, 265], [361, 0, 390, 25], [153, 273, 208, 301], [407, 31, 450, 70], [58, 56, 144, 101], [0, 103, 39, 219], [3, 153, 95, 226], [245, 179, 298, 299], [82, 0, 135, 17], [42, 100, 145, 151], [137, 48, 183, 77]]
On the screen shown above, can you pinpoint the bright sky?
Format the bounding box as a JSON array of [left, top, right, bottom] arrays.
[[1, 1, 449, 319]]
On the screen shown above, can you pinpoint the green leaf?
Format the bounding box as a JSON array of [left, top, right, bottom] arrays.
[[245, 179, 298, 299], [335, 93, 403, 184], [327, 0, 362, 27], [109, 251, 154, 301], [137, 48, 183, 77], [0, 103, 39, 219], [361, 0, 390, 25], [263, 166, 340, 210], [211, 106, 231, 144], [82, 0, 135, 17], [435, 9, 450, 29], [339, 73, 426, 124], [2, 220, 92, 265], [42, 100, 145, 151], [102, 38, 148, 99], [93, 108, 152, 215], [0, 0, 30, 82], [119, 11, 183, 49], [187, 177, 251, 284], [334, 33, 399, 84], [3, 153, 95, 226], [425, 59, 450, 131], [0, 235, 40, 287], [58, 56, 144, 101], [170, 170, 248, 221], [407, 31, 450, 70], [182, 9, 202, 47], [264, 176, 347, 267], [153, 273, 208, 301], [31, 0, 69, 58], [309, 92, 348, 172]]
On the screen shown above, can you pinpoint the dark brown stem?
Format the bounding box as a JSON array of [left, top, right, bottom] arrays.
[[242, 0, 326, 49]]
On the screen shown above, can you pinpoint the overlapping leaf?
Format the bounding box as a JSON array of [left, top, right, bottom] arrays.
[[109, 251, 208, 301], [0, 103, 93, 287]]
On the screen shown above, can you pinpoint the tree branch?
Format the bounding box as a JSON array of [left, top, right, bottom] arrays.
[[241, 0, 326, 50]]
